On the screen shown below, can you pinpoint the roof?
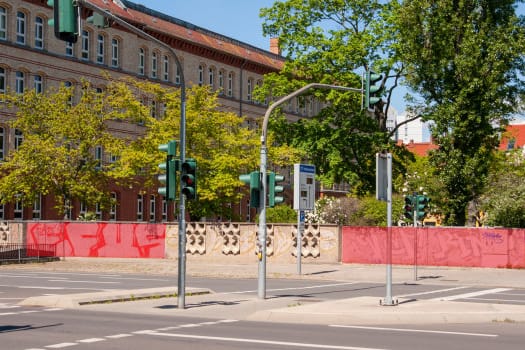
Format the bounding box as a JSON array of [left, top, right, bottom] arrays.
[[400, 141, 438, 157], [498, 123, 525, 151], [86, 0, 285, 71]]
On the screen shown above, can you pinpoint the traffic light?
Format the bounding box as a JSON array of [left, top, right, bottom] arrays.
[[181, 158, 197, 200], [47, 0, 79, 43], [364, 70, 383, 110], [87, 12, 108, 28], [404, 195, 415, 220], [157, 141, 178, 201], [267, 172, 285, 207], [416, 195, 430, 220], [239, 171, 260, 208]]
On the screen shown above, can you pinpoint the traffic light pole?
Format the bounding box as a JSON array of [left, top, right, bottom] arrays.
[[260, 83, 361, 299], [78, 1, 188, 309]]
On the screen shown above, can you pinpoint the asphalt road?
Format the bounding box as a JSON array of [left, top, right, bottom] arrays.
[[1, 269, 525, 305], [1, 307, 524, 350]]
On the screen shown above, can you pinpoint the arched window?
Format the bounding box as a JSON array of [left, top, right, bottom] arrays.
[[16, 11, 26, 44], [111, 38, 119, 67], [35, 16, 44, 49], [96, 34, 104, 64], [138, 48, 145, 75]]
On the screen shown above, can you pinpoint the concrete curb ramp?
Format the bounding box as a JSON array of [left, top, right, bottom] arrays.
[[18, 287, 211, 308], [248, 297, 525, 325]]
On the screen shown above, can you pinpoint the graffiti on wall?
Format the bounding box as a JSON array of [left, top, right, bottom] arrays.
[[27, 222, 166, 258], [342, 227, 525, 268]]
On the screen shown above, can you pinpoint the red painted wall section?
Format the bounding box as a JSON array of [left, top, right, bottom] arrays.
[[342, 227, 525, 268], [27, 222, 166, 258]]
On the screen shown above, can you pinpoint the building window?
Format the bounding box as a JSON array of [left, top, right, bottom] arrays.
[[175, 63, 181, 84], [218, 71, 224, 94], [66, 41, 74, 56], [35, 16, 44, 49], [149, 195, 155, 222], [151, 100, 158, 119], [162, 55, 169, 81], [151, 51, 157, 78], [162, 198, 167, 222], [137, 194, 143, 221], [198, 65, 204, 86], [208, 67, 214, 88], [95, 203, 102, 220], [0, 67, 5, 94], [14, 197, 23, 220], [111, 38, 119, 67], [0, 127, 4, 160], [95, 145, 102, 169], [14, 129, 23, 150], [110, 192, 117, 221], [247, 78, 253, 101], [0, 204, 4, 220], [15, 71, 25, 93], [32, 194, 41, 220], [227, 72, 233, 97], [79, 201, 87, 217], [16, 12, 26, 45], [138, 48, 145, 75], [96, 34, 104, 64], [34, 74, 43, 93], [81, 30, 89, 60], [0, 7, 6, 41]]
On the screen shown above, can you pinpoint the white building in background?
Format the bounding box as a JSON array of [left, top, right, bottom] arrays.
[[395, 113, 428, 144]]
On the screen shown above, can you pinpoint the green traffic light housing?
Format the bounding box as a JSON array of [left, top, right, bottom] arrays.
[[181, 158, 197, 200], [47, 0, 79, 43], [157, 141, 178, 201], [416, 194, 430, 220], [364, 70, 383, 110], [239, 171, 261, 208], [268, 172, 285, 207]]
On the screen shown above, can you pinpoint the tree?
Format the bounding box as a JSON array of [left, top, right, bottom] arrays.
[[480, 149, 525, 228], [117, 82, 302, 220], [393, 0, 525, 225], [258, 0, 412, 194], [1, 81, 133, 216]]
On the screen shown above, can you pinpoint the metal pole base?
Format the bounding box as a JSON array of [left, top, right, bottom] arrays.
[[380, 298, 399, 306]]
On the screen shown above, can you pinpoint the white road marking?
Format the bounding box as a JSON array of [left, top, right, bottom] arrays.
[[105, 334, 133, 339], [145, 331, 387, 350], [229, 282, 356, 294], [45, 343, 77, 348], [330, 325, 498, 337], [433, 288, 511, 301], [397, 286, 467, 298], [469, 297, 525, 303], [48, 280, 118, 284], [77, 338, 105, 343]]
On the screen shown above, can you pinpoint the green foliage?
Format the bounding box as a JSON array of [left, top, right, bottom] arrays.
[[480, 150, 525, 228], [394, 0, 525, 225], [265, 204, 297, 223], [258, 0, 411, 195], [305, 196, 404, 226]]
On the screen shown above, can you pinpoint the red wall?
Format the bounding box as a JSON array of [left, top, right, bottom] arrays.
[[342, 227, 525, 268], [27, 222, 166, 258]]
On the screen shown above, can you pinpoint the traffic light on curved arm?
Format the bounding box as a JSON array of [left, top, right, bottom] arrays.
[[181, 158, 197, 200], [47, 0, 79, 43], [239, 171, 261, 208], [268, 172, 285, 207], [364, 70, 383, 110]]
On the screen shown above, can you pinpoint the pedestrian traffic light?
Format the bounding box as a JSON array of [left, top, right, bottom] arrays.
[[239, 171, 260, 208], [181, 158, 197, 200], [47, 0, 79, 43], [157, 141, 178, 201], [416, 195, 430, 220], [267, 172, 285, 207], [404, 195, 415, 220], [364, 70, 383, 110]]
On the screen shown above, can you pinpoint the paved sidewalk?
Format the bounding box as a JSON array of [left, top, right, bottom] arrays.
[[9, 257, 525, 325]]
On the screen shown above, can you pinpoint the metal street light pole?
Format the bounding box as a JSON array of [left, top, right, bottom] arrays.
[[258, 83, 362, 299], [78, 1, 188, 309]]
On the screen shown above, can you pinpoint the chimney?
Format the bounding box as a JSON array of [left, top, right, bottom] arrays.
[[270, 38, 280, 55]]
